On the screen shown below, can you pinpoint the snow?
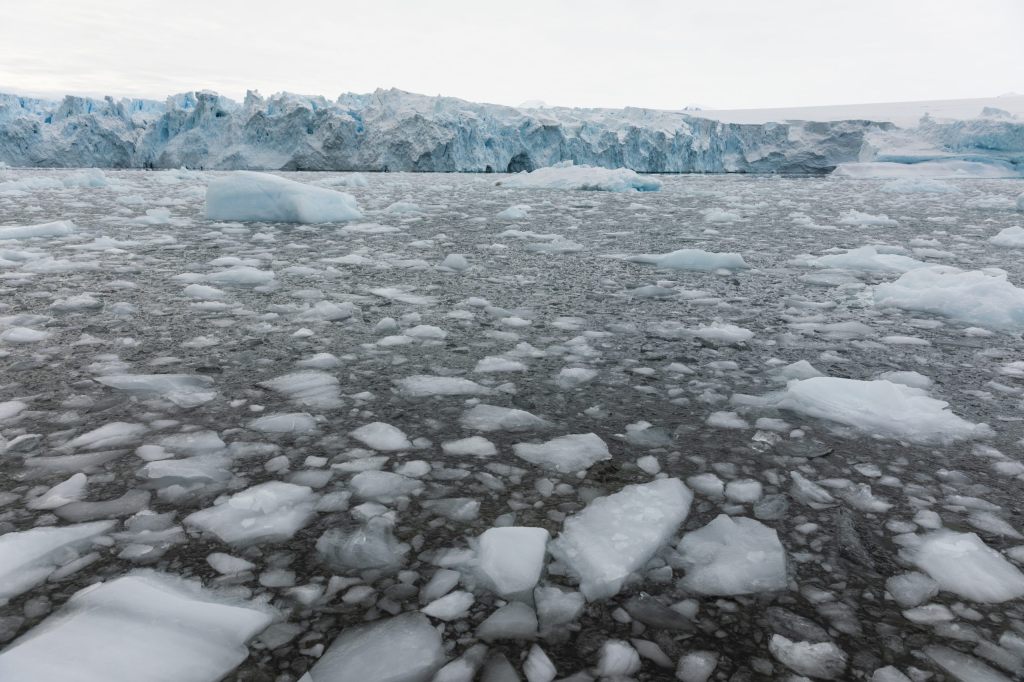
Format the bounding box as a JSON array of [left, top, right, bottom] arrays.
[[676, 515, 787, 595], [0, 220, 75, 240], [206, 171, 361, 223], [305, 613, 444, 682], [0, 572, 275, 682], [349, 422, 412, 451], [502, 163, 661, 192], [742, 377, 989, 444], [874, 267, 1024, 330], [913, 531, 1024, 603], [184, 481, 317, 545], [477, 526, 550, 597], [0, 521, 114, 604], [549, 478, 693, 599], [626, 248, 747, 271], [512, 433, 611, 473]]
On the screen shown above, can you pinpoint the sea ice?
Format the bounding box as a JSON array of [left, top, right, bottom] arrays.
[[549, 478, 693, 599], [502, 162, 661, 192], [740, 377, 989, 444], [397, 375, 490, 397], [477, 526, 550, 597], [184, 481, 317, 545], [874, 266, 1024, 330], [304, 613, 444, 682], [0, 520, 114, 604], [259, 371, 342, 409], [460, 404, 548, 431], [0, 220, 75, 240], [512, 433, 611, 473], [0, 572, 275, 682], [913, 531, 1024, 602], [769, 635, 848, 679], [676, 515, 787, 595], [349, 422, 412, 451], [95, 374, 217, 408], [626, 248, 747, 271]]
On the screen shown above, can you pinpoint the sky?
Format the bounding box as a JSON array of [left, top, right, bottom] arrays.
[[1, 0, 1021, 111]]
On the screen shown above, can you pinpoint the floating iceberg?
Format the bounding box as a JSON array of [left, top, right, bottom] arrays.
[[807, 246, 926, 273], [626, 248, 747, 271], [0, 220, 75, 240], [206, 171, 361, 223], [512, 433, 611, 473], [874, 266, 1024, 330], [502, 163, 661, 192]]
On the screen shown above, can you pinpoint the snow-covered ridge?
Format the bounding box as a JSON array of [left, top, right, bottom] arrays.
[[2, 88, 1020, 173]]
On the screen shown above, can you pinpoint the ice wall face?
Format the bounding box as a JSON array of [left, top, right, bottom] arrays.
[[0, 87, 1019, 173]]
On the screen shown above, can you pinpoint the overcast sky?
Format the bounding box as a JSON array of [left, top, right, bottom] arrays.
[[1, 0, 1021, 110]]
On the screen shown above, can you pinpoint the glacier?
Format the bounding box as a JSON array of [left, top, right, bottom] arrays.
[[1, 88, 1021, 174]]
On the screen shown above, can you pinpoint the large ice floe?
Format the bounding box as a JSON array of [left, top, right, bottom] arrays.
[[206, 171, 362, 223], [501, 162, 662, 192], [736, 377, 989, 444], [874, 266, 1024, 329], [0, 572, 275, 681], [676, 515, 788, 595], [549, 478, 692, 599]]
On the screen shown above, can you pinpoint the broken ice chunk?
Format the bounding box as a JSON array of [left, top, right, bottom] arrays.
[[184, 481, 316, 546], [677, 515, 787, 595], [549, 478, 693, 599], [0, 572, 275, 682], [0, 521, 114, 604], [512, 433, 611, 473], [477, 526, 549, 597], [304, 613, 444, 681], [913, 531, 1024, 602], [96, 374, 217, 408]]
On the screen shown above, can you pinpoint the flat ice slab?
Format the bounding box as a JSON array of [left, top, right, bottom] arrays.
[[184, 481, 317, 546], [206, 171, 361, 223], [874, 267, 1024, 330], [549, 478, 692, 599], [305, 612, 445, 682], [477, 526, 550, 597], [744, 377, 988, 444], [626, 248, 747, 271], [913, 531, 1024, 603], [677, 515, 787, 595], [0, 572, 274, 682], [95, 374, 217, 408], [502, 163, 661, 192], [512, 433, 611, 473], [0, 520, 114, 604]]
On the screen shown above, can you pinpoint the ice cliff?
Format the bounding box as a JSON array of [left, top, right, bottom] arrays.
[[0, 88, 1021, 174]]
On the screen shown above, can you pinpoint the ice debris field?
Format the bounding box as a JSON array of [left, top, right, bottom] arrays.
[[0, 161, 1023, 682]]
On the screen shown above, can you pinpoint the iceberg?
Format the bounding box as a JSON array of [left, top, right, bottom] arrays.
[[206, 171, 361, 223], [502, 162, 661, 192], [874, 267, 1024, 330]]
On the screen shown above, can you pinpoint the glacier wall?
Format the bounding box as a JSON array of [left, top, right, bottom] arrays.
[[0, 88, 1021, 174]]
